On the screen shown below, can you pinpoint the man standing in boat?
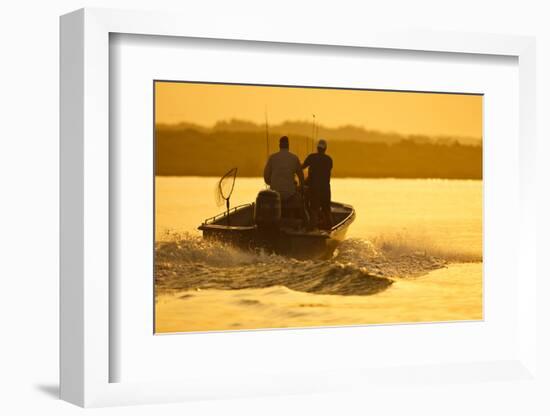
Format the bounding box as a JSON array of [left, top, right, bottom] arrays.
[[263, 136, 305, 218], [302, 139, 333, 230]]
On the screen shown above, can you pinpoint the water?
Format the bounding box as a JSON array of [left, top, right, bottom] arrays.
[[155, 177, 482, 333]]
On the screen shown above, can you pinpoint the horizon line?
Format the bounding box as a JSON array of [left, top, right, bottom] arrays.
[[156, 118, 483, 141]]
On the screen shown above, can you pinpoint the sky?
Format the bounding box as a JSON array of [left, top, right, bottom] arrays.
[[155, 81, 483, 139]]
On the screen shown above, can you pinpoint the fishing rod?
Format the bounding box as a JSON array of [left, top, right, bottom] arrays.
[[311, 114, 316, 154], [315, 120, 319, 144], [265, 107, 270, 189], [265, 106, 270, 161]]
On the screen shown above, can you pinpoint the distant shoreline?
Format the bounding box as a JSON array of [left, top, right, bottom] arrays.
[[155, 122, 482, 180], [155, 175, 483, 181], [157, 119, 482, 147]]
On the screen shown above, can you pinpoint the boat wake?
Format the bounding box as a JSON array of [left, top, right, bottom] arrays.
[[155, 231, 480, 297]]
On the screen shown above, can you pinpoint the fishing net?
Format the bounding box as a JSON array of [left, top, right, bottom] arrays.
[[215, 168, 238, 207], [215, 168, 238, 226]]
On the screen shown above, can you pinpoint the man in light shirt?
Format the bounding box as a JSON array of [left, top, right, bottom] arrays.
[[263, 136, 305, 218]]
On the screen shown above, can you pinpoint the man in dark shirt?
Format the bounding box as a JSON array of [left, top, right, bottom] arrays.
[[302, 139, 333, 230]]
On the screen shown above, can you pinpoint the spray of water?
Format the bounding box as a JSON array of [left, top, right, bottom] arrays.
[[155, 230, 481, 297]]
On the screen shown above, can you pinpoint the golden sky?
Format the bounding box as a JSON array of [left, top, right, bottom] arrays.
[[155, 81, 482, 138]]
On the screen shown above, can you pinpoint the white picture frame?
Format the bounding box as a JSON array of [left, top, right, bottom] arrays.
[[60, 7, 538, 408]]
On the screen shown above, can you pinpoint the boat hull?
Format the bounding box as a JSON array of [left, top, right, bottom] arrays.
[[201, 227, 344, 259], [199, 201, 355, 259]]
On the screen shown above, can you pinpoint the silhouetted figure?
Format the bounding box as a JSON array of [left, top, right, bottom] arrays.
[[303, 139, 333, 230], [264, 136, 305, 219]]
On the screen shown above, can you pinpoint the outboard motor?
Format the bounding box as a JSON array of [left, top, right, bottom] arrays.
[[254, 189, 281, 232]]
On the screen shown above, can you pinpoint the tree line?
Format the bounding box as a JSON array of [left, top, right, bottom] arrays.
[[156, 127, 482, 179]]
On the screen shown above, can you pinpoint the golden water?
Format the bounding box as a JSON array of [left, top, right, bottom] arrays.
[[155, 177, 482, 333]]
